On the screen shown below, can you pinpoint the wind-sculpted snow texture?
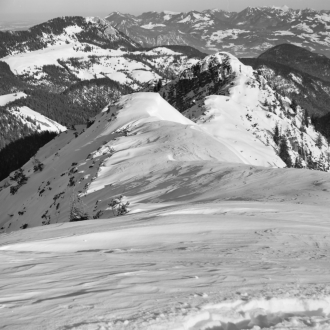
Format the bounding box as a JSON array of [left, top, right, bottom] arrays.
[[106, 7, 330, 58], [1, 201, 330, 329]]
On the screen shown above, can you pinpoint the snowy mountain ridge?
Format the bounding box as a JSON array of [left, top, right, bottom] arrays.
[[161, 52, 330, 170]]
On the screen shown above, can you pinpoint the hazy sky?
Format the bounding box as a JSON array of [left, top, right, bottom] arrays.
[[0, 0, 330, 21]]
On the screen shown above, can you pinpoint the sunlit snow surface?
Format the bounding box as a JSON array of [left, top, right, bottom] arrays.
[[1, 202, 330, 329], [0, 92, 26, 106]]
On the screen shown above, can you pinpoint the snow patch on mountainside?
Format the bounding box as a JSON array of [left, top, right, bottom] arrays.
[[141, 23, 166, 29], [0, 92, 27, 106], [8, 106, 66, 133]]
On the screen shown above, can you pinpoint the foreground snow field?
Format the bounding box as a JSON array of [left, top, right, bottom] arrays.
[[1, 200, 330, 329]]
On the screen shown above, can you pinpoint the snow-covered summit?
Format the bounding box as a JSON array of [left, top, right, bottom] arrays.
[[161, 52, 330, 170]]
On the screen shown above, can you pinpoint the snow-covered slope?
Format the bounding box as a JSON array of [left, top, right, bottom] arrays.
[[1, 44, 200, 91], [0, 92, 66, 150], [0, 93, 240, 231], [161, 52, 330, 170], [8, 105, 66, 134], [0, 92, 65, 134], [0, 92, 26, 106]]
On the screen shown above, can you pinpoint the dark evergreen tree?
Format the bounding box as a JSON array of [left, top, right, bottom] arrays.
[[290, 99, 298, 113], [294, 156, 304, 168], [279, 136, 292, 167], [303, 109, 309, 127], [273, 123, 281, 145], [316, 133, 323, 149], [0, 131, 57, 182]]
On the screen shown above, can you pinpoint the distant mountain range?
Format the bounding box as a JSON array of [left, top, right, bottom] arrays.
[[105, 7, 330, 58]]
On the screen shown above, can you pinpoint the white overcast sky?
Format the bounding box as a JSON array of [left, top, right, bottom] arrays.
[[0, 0, 329, 21]]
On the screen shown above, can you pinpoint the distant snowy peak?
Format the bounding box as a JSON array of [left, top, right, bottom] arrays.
[[163, 11, 182, 15], [270, 5, 290, 12]]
